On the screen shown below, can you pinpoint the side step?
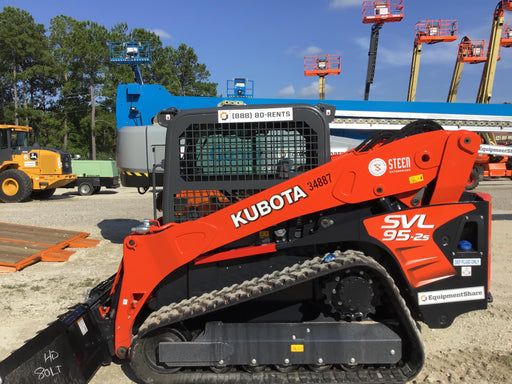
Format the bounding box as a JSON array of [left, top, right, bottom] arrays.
[[159, 321, 402, 367]]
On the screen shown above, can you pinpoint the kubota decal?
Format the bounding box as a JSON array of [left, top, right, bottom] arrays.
[[231, 185, 308, 228]]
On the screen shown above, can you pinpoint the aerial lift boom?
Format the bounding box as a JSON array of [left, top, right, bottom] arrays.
[[109, 41, 151, 86], [407, 20, 458, 102], [304, 55, 341, 100], [364, 23, 383, 100], [407, 43, 422, 102], [476, 1, 512, 147], [362, 1, 404, 100], [476, 1, 512, 105], [447, 37, 494, 103]]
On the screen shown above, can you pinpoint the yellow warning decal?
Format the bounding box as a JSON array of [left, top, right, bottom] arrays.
[[122, 171, 149, 177], [290, 344, 304, 352], [409, 174, 424, 184]]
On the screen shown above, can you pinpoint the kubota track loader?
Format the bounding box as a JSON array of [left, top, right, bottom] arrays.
[[0, 104, 491, 384]]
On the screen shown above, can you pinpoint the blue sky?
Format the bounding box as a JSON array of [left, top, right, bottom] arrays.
[[2, 0, 512, 103]]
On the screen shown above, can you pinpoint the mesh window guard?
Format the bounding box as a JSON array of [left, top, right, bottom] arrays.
[[161, 104, 331, 223]]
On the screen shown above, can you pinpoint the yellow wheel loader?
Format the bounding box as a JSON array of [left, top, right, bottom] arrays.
[[0, 125, 76, 203]]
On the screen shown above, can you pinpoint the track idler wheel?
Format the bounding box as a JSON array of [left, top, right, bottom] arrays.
[[340, 361, 359, 371], [130, 328, 187, 384], [209, 364, 231, 373], [274, 364, 297, 373], [308, 363, 332, 372], [242, 363, 265, 373]]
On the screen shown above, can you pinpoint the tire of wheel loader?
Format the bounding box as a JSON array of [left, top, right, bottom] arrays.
[[78, 181, 94, 196], [0, 169, 33, 203], [31, 188, 56, 200], [465, 168, 479, 190]]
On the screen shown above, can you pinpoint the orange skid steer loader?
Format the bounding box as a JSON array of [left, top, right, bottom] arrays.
[[0, 104, 491, 384]]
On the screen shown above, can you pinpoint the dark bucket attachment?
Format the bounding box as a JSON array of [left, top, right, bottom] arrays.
[[0, 278, 114, 384]]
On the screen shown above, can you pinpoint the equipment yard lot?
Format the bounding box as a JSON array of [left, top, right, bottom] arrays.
[[0, 184, 511, 384]]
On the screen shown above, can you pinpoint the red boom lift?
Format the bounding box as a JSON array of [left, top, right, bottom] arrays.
[[362, 1, 404, 101], [447, 37, 498, 103], [304, 55, 341, 100], [407, 20, 458, 101], [466, 1, 512, 188]]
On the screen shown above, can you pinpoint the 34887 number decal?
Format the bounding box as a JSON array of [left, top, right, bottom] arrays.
[[307, 173, 331, 191]]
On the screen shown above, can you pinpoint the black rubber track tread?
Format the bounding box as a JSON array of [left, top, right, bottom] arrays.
[[131, 250, 424, 384]]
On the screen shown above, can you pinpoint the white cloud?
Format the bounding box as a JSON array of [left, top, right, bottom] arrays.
[[421, 44, 459, 65], [152, 29, 172, 40], [301, 46, 323, 56], [277, 85, 296, 97], [286, 45, 324, 57], [298, 81, 334, 98], [352, 35, 411, 67], [363, 43, 456, 69], [353, 36, 369, 50], [329, 0, 362, 9], [379, 45, 412, 67]]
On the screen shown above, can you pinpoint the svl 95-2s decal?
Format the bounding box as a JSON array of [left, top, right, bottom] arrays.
[[380, 214, 434, 242]]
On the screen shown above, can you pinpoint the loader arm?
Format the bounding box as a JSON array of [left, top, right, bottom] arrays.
[[112, 127, 481, 356]]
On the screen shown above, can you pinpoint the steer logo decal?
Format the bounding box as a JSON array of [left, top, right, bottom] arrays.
[[231, 185, 308, 228]]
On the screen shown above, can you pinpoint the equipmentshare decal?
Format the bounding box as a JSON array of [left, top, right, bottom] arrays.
[[218, 107, 293, 123], [418, 286, 485, 306], [231, 185, 308, 228]]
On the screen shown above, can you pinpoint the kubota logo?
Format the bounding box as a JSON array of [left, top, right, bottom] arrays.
[[231, 185, 308, 228]]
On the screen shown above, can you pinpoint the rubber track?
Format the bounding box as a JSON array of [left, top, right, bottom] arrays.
[[133, 250, 424, 383]]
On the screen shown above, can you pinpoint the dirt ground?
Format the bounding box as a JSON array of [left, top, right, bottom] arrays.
[[0, 181, 511, 384]]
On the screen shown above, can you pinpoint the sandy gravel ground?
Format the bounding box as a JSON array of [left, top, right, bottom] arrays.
[[0, 182, 510, 384]]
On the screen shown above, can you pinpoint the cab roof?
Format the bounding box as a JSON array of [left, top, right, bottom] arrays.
[[0, 125, 32, 132]]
